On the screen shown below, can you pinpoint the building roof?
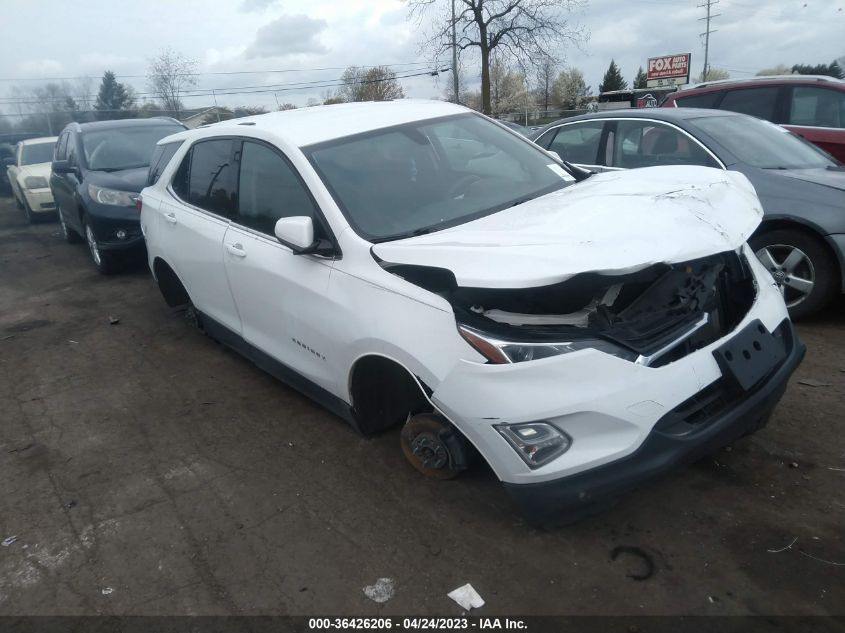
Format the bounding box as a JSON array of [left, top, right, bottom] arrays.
[[164, 100, 468, 148]]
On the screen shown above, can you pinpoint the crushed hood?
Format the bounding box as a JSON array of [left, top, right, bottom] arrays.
[[372, 166, 763, 289]]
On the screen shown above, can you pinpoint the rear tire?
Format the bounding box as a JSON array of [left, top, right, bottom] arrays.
[[750, 229, 838, 320]]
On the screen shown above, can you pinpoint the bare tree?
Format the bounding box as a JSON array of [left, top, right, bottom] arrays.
[[409, 0, 585, 114], [335, 66, 405, 102], [146, 49, 198, 118], [534, 55, 557, 112]]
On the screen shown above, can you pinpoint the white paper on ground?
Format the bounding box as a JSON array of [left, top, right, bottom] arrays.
[[363, 577, 395, 603], [447, 583, 485, 610]]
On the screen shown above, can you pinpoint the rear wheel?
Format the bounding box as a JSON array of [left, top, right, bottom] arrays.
[[84, 217, 118, 274], [750, 229, 838, 320]]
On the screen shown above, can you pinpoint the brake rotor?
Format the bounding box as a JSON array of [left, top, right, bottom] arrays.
[[400, 413, 463, 480]]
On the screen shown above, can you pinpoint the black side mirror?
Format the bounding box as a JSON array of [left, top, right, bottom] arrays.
[[51, 159, 75, 174]]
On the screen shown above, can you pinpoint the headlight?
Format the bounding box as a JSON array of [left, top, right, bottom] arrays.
[[457, 324, 635, 364], [88, 184, 137, 207], [24, 176, 49, 189], [497, 422, 571, 468]]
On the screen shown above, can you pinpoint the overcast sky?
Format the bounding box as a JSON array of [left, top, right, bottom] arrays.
[[1, 0, 843, 115]]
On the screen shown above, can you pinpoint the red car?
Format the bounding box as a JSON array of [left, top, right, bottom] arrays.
[[663, 75, 845, 162]]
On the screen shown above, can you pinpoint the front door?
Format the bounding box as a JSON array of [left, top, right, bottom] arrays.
[[222, 139, 338, 393]]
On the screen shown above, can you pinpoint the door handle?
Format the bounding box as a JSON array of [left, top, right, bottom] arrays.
[[164, 212, 177, 225], [225, 243, 247, 257]]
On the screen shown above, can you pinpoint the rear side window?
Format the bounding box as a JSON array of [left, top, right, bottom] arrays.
[[147, 141, 183, 186], [236, 141, 319, 235], [173, 139, 237, 218], [542, 122, 605, 165], [718, 87, 779, 121], [611, 120, 719, 169], [674, 91, 722, 108], [789, 86, 845, 128]]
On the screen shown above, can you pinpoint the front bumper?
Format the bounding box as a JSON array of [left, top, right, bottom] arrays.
[[22, 188, 56, 213], [504, 318, 804, 525], [87, 212, 144, 251]]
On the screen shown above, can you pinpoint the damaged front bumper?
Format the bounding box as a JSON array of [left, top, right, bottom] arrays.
[[502, 317, 804, 526], [430, 249, 804, 524]]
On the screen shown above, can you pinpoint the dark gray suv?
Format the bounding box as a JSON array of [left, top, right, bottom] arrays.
[[51, 118, 185, 273]]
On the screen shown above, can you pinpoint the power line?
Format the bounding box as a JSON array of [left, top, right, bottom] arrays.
[[0, 61, 434, 83], [0, 67, 450, 114]]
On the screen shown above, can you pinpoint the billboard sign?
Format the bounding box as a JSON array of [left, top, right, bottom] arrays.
[[646, 53, 691, 88]]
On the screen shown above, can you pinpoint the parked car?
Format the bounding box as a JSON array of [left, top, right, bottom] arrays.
[[0, 132, 39, 193], [531, 108, 845, 319], [51, 117, 186, 273], [497, 120, 530, 136], [4, 136, 58, 222], [663, 75, 845, 162], [140, 100, 803, 524]]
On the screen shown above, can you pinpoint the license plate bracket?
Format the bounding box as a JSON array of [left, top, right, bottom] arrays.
[[713, 319, 786, 392]]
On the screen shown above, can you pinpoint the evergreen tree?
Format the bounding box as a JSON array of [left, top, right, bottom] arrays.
[[599, 60, 627, 93], [633, 66, 647, 89], [791, 60, 844, 79], [94, 71, 135, 119]]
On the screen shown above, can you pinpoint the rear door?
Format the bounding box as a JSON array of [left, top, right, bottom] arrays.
[[605, 119, 722, 170], [222, 139, 338, 393], [159, 138, 242, 335], [783, 85, 845, 162]]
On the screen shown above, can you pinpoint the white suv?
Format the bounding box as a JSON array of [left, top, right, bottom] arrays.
[[140, 100, 804, 525]]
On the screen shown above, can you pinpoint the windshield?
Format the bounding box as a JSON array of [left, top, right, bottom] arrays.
[[81, 124, 184, 171], [689, 115, 835, 169], [305, 113, 572, 242], [21, 141, 55, 166]]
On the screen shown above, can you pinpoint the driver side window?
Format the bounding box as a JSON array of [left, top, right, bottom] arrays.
[[236, 141, 319, 236]]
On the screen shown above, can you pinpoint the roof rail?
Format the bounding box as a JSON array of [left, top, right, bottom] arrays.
[[688, 74, 844, 90]]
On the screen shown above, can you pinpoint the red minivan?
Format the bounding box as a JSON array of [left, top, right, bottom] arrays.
[[663, 76, 845, 162]]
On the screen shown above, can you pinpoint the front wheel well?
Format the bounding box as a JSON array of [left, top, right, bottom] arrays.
[[348, 355, 432, 435], [153, 258, 190, 307]]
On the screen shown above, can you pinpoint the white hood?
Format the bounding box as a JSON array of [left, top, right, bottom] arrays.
[[372, 166, 763, 289]]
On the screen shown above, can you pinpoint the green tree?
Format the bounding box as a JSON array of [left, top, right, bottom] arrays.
[[633, 66, 647, 89], [94, 71, 135, 119], [756, 64, 792, 76], [599, 60, 627, 93], [791, 60, 844, 79]]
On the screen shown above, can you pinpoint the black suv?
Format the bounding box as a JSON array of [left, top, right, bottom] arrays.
[[51, 118, 186, 273]]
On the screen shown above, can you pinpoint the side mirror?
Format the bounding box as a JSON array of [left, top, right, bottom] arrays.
[[51, 159, 74, 174]]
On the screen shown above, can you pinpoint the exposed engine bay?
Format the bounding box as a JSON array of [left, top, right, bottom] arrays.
[[383, 250, 757, 366]]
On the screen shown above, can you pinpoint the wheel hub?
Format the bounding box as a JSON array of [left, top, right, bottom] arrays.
[[410, 433, 449, 470]]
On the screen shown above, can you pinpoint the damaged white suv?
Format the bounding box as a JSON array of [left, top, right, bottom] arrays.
[[140, 100, 804, 524]]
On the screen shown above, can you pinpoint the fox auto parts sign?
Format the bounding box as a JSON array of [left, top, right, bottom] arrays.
[[647, 53, 691, 88]]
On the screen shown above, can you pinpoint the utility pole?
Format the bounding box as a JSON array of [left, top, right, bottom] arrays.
[[451, 0, 459, 103], [698, 0, 720, 82]]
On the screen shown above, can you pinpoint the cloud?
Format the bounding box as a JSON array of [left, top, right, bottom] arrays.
[[240, 0, 277, 12], [245, 14, 328, 58], [18, 59, 64, 77]]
